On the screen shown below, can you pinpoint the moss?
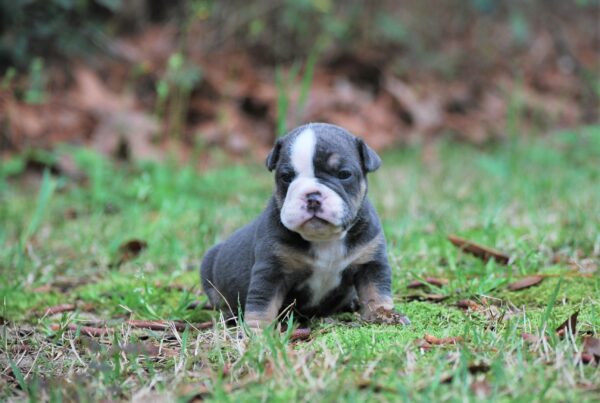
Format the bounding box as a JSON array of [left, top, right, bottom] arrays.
[[496, 275, 599, 308]]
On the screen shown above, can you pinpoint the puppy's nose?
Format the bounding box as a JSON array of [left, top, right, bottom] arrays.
[[306, 192, 322, 212]]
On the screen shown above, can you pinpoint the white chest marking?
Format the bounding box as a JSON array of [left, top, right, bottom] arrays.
[[304, 240, 351, 307]]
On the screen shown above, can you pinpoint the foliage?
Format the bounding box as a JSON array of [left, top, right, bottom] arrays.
[[0, 0, 121, 71], [1, 127, 599, 400]]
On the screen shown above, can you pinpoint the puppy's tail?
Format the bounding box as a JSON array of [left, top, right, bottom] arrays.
[[200, 245, 221, 307]]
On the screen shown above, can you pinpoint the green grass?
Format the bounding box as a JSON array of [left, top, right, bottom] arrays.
[[1, 126, 599, 401]]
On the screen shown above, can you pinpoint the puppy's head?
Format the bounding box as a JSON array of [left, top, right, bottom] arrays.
[[265, 123, 381, 242]]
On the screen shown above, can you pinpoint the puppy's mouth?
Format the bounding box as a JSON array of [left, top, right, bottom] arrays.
[[301, 215, 331, 227], [295, 215, 345, 242]]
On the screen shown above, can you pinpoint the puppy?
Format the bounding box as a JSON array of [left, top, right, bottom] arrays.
[[201, 123, 409, 328]]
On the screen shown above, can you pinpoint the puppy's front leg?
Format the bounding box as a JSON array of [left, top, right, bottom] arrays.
[[244, 263, 286, 329], [355, 260, 410, 325]]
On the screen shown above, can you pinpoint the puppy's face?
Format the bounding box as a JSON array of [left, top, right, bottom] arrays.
[[266, 123, 381, 242]]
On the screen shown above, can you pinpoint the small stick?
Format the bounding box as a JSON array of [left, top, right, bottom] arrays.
[[50, 323, 113, 337], [448, 234, 510, 264]]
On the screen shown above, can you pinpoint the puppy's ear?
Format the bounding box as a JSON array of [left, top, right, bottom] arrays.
[[356, 138, 381, 173], [265, 139, 283, 171]]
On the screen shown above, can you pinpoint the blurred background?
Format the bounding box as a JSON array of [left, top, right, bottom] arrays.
[[0, 0, 598, 167]]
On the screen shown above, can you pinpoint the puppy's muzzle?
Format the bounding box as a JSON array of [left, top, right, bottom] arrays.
[[306, 192, 322, 213]]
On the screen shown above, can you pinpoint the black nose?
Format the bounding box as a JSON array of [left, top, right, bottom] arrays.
[[306, 192, 322, 212]]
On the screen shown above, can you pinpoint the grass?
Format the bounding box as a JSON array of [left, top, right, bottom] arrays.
[[1, 126, 599, 401]]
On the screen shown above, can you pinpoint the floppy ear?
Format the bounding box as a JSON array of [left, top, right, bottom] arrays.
[[356, 138, 381, 173], [265, 139, 283, 171]]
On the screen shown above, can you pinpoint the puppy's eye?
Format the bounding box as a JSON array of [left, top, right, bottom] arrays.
[[280, 172, 295, 183], [337, 170, 352, 180]]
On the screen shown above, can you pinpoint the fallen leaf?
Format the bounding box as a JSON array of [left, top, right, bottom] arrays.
[[579, 353, 596, 365], [127, 320, 188, 331], [456, 299, 482, 311], [470, 379, 492, 398], [415, 339, 433, 351], [91, 110, 161, 161], [11, 345, 32, 353], [50, 323, 113, 337], [521, 332, 543, 343], [64, 208, 79, 220], [507, 275, 544, 291], [289, 328, 311, 342], [583, 336, 600, 360], [356, 379, 398, 393], [407, 277, 449, 289], [44, 304, 76, 316], [576, 382, 600, 392], [31, 285, 53, 293], [555, 311, 578, 337], [194, 321, 215, 330], [467, 363, 491, 374], [36, 276, 95, 293], [114, 342, 179, 357], [126, 319, 214, 331], [447, 234, 510, 264], [117, 239, 148, 264], [423, 334, 462, 345], [440, 363, 490, 384], [405, 293, 448, 302]]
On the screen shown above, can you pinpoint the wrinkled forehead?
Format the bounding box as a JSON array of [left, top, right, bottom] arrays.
[[278, 125, 360, 172]]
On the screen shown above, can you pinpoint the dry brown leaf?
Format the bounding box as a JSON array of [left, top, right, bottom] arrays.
[[456, 300, 483, 311], [448, 234, 510, 264], [289, 328, 311, 342], [440, 362, 490, 384], [583, 336, 600, 360], [31, 285, 53, 293], [91, 110, 161, 161], [415, 338, 433, 351], [127, 320, 189, 331], [470, 379, 492, 398], [507, 275, 544, 291], [468, 363, 491, 374], [407, 277, 449, 289], [580, 353, 596, 365], [44, 304, 76, 316], [555, 311, 578, 338], [117, 239, 148, 264], [50, 323, 113, 337], [521, 332, 543, 343], [116, 342, 179, 357], [356, 379, 399, 393], [405, 293, 448, 302], [423, 334, 462, 345]]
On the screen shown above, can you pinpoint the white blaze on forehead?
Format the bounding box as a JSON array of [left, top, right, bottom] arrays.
[[281, 126, 346, 238], [290, 128, 316, 178]]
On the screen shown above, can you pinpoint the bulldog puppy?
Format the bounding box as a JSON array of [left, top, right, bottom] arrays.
[[201, 123, 409, 328]]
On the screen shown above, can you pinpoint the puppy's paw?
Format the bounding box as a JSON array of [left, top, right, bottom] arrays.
[[361, 305, 410, 325], [244, 313, 276, 335]]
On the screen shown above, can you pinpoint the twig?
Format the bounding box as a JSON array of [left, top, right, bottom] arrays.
[[448, 234, 510, 264]]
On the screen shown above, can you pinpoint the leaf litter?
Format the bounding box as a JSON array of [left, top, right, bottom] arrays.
[[507, 275, 544, 291], [447, 234, 511, 264]]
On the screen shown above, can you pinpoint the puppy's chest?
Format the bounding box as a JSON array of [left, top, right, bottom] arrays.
[[301, 241, 356, 306]]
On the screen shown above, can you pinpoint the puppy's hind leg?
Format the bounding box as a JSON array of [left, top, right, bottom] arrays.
[[200, 245, 222, 309]]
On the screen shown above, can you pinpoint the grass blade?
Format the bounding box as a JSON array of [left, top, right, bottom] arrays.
[[21, 169, 55, 245], [275, 66, 289, 136], [539, 276, 563, 332], [296, 43, 321, 123], [9, 357, 27, 391]]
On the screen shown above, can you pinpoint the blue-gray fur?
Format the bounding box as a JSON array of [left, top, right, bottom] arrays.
[[200, 123, 397, 323]]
